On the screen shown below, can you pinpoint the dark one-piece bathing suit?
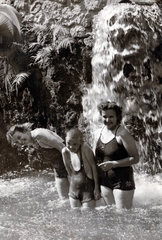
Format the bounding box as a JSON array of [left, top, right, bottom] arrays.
[[38, 147, 68, 178], [95, 126, 135, 191], [69, 148, 94, 203]]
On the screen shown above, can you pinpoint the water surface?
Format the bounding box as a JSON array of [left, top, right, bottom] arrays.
[[0, 171, 162, 240]]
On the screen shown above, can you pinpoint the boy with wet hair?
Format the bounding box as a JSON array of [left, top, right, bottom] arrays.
[[62, 128, 100, 208]]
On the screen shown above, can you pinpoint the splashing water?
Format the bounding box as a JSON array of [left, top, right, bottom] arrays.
[[0, 172, 162, 240], [82, 2, 162, 172]]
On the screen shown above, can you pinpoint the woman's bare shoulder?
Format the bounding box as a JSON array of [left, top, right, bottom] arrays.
[[116, 125, 130, 136], [31, 128, 50, 138], [116, 125, 135, 145], [31, 128, 64, 142]]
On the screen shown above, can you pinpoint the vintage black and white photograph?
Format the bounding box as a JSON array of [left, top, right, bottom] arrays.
[[0, 0, 162, 239]]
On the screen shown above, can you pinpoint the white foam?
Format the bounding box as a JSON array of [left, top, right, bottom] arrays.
[[134, 173, 162, 207]]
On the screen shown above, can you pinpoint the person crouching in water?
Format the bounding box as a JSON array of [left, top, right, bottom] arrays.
[[6, 123, 69, 200], [62, 128, 100, 209]]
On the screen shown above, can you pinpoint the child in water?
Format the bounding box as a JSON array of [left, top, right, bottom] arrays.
[[62, 128, 100, 208]]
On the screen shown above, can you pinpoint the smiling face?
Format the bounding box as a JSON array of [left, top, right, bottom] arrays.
[[101, 109, 118, 130], [12, 130, 31, 147]]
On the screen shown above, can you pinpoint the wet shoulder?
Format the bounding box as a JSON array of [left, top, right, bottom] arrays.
[[116, 125, 129, 136], [31, 128, 48, 138], [115, 125, 132, 143], [31, 128, 64, 142]]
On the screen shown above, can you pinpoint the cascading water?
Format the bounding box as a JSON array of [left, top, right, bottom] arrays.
[[82, 2, 162, 174]]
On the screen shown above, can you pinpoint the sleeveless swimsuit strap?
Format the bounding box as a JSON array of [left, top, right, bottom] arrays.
[[99, 125, 120, 140], [114, 125, 120, 137]]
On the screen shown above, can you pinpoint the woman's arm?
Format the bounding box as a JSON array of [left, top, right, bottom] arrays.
[[84, 144, 100, 200]]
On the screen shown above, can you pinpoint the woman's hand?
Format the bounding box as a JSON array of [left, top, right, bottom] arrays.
[[98, 161, 114, 171], [98, 156, 136, 170]]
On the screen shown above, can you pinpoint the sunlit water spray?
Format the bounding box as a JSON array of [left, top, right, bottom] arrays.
[[82, 2, 162, 172]]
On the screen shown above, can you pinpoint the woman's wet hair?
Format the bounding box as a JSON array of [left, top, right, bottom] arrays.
[[97, 101, 122, 123], [6, 123, 32, 144]]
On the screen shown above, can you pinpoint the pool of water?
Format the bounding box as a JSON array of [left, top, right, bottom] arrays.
[[0, 171, 162, 240]]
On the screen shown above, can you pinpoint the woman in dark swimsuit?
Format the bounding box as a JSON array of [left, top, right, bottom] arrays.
[[95, 101, 139, 209]]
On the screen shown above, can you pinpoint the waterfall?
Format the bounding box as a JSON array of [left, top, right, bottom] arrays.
[[82, 2, 162, 173]]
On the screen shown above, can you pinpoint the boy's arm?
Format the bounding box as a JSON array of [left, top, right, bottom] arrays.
[[84, 143, 100, 200], [62, 147, 72, 176]]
